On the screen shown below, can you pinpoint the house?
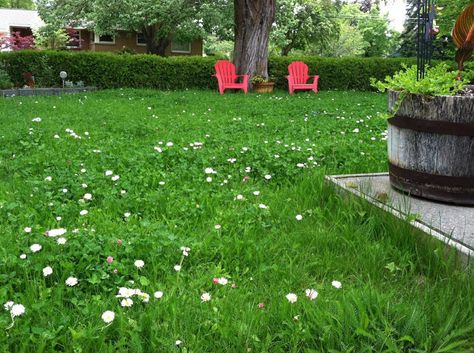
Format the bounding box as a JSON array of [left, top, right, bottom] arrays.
[[0, 8, 43, 38], [0, 8, 203, 56]]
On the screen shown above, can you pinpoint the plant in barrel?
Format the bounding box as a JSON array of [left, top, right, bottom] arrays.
[[372, 2, 474, 205], [453, 3, 474, 79]]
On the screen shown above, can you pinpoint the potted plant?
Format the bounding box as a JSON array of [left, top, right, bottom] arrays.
[[251, 75, 275, 93], [372, 3, 474, 205]]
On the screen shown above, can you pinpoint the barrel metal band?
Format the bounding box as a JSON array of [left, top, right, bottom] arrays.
[[388, 115, 474, 137], [389, 163, 474, 188]]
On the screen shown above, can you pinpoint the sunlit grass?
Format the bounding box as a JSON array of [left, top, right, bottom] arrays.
[[0, 89, 472, 353]]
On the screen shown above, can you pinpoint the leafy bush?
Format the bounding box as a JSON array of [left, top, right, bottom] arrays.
[[0, 62, 13, 89], [371, 63, 467, 96], [0, 51, 450, 91], [269, 56, 421, 91]]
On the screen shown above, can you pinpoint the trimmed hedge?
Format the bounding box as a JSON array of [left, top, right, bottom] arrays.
[[270, 56, 417, 91], [0, 50, 424, 91]]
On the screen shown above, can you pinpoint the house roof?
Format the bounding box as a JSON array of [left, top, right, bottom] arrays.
[[0, 9, 44, 33]]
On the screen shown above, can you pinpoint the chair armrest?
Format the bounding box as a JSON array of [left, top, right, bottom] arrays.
[[240, 75, 249, 85]]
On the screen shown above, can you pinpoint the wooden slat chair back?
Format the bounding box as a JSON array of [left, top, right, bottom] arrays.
[[213, 60, 249, 95], [286, 61, 319, 94]]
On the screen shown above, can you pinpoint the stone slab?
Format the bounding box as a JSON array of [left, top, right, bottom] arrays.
[[326, 173, 474, 258], [1, 87, 97, 97]]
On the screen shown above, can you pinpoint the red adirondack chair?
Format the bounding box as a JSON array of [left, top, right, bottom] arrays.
[[286, 61, 319, 94], [213, 60, 249, 95]]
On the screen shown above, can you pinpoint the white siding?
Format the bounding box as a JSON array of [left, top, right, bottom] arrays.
[[0, 9, 44, 33]]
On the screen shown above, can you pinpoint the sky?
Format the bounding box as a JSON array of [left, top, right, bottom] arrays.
[[380, 0, 408, 32]]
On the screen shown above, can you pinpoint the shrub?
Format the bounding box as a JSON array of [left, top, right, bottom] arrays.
[[0, 50, 453, 91], [371, 63, 467, 96], [0, 62, 13, 89], [269, 56, 420, 91]]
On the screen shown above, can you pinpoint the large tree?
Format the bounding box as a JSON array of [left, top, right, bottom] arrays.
[[271, 0, 339, 56], [37, 0, 216, 56], [233, 0, 276, 79]]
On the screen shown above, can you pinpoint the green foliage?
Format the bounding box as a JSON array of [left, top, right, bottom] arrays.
[[34, 25, 70, 50], [271, 0, 339, 56], [436, 0, 473, 37], [269, 56, 419, 90], [0, 51, 219, 89], [312, 4, 399, 58], [0, 51, 425, 91], [250, 75, 274, 84], [0, 89, 473, 352], [36, 0, 226, 55], [371, 63, 467, 96], [0, 62, 13, 89], [0, 0, 34, 9]]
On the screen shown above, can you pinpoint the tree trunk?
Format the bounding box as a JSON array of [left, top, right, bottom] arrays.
[[143, 25, 170, 56], [281, 46, 291, 56], [233, 0, 276, 80]]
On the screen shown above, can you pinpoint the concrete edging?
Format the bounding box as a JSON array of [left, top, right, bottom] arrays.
[[325, 173, 473, 259]]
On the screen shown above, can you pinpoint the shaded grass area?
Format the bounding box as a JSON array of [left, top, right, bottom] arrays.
[[0, 90, 472, 353]]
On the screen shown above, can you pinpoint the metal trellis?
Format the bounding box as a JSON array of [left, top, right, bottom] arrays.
[[416, 0, 436, 80]]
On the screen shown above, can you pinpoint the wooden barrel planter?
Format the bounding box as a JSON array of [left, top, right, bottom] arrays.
[[387, 89, 474, 205]]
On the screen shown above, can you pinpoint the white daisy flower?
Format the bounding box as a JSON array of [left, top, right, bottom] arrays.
[[101, 310, 115, 324], [173, 265, 182, 272], [45, 228, 67, 237], [200, 292, 211, 302], [154, 291, 164, 299], [331, 280, 342, 289], [30, 244, 42, 253], [24, 227, 32, 233], [65, 277, 78, 286], [305, 288, 318, 300], [57, 237, 67, 245], [10, 304, 25, 317], [286, 293, 298, 303], [79, 210, 88, 216], [43, 266, 53, 277], [120, 298, 133, 307], [83, 193, 92, 200], [117, 287, 135, 298], [111, 175, 120, 181], [217, 277, 228, 285], [105, 170, 113, 176], [180, 246, 191, 256], [134, 260, 145, 268], [4, 301, 14, 311], [295, 214, 303, 221]]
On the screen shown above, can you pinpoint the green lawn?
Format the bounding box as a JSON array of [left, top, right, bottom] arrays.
[[0, 90, 472, 353]]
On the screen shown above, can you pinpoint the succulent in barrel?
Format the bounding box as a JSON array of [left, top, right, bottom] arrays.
[[453, 3, 474, 79]]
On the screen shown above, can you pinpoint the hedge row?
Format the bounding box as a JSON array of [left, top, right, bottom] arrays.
[[0, 50, 423, 91]]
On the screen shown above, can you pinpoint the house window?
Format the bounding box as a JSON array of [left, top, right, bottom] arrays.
[[10, 26, 33, 37], [171, 40, 191, 53], [136, 32, 147, 46], [94, 33, 115, 44]]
